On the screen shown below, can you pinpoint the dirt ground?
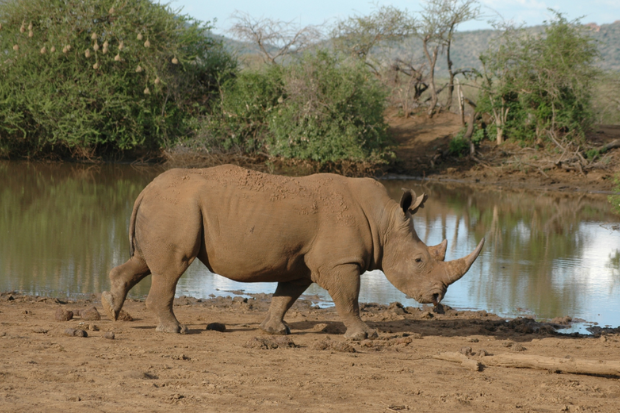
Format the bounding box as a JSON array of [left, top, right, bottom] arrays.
[[387, 111, 620, 194], [2, 292, 620, 412]]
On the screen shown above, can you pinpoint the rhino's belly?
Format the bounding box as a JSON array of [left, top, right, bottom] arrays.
[[201, 232, 311, 283]]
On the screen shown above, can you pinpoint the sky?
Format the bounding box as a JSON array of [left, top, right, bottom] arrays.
[[164, 0, 620, 35]]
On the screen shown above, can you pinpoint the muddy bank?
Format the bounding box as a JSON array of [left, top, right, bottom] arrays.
[[2, 292, 620, 412]]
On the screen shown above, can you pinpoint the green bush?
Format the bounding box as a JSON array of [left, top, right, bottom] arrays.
[[448, 129, 469, 157], [268, 52, 390, 163], [478, 12, 600, 145], [610, 175, 620, 215], [201, 51, 392, 163], [0, 0, 235, 158]]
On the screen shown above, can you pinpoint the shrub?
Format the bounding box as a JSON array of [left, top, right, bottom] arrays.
[[610, 174, 620, 215], [478, 12, 600, 145], [268, 52, 390, 163], [0, 0, 235, 158], [200, 51, 392, 164]]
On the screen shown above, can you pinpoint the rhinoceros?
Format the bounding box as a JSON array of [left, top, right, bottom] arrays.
[[102, 165, 484, 340]]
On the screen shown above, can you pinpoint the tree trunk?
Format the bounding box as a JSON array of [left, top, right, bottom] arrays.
[[422, 37, 439, 118], [445, 32, 454, 111]]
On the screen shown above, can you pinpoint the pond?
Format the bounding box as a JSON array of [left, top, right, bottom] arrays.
[[1, 161, 619, 333]]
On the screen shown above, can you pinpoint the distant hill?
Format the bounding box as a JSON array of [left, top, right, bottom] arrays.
[[216, 20, 620, 74]]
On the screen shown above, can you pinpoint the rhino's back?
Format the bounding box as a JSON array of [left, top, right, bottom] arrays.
[[136, 165, 384, 281]]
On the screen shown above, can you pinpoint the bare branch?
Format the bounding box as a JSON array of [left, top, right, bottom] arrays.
[[228, 11, 323, 65]]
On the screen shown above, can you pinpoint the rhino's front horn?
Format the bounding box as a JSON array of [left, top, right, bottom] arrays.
[[428, 239, 448, 261], [442, 238, 485, 285]]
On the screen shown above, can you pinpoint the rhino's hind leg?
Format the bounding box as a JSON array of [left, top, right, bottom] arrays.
[[260, 280, 312, 335], [102, 256, 151, 320], [318, 264, 378, 341]]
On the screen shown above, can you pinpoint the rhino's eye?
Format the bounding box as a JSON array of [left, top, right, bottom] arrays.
[[415, 257, 422, 263]]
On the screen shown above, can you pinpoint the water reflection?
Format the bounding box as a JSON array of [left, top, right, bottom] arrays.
[[1, 161, 619, 329]]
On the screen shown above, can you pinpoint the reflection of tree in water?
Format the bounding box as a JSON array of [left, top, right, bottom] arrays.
[[383, 180, 620, 319], [608, 250, 620, 289], [0, 161, 160, 298]]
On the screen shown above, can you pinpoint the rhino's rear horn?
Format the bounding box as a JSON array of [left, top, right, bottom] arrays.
[[443, 238, 485, 285], [428, 239, 448, 261]]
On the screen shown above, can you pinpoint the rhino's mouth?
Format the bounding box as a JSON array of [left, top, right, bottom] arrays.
[[431, 293, 440, 306]]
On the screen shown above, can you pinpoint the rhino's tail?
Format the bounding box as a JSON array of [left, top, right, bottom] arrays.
[[128, 191, 145, 257]]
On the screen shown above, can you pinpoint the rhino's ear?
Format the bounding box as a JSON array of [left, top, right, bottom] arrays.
[[400, 188, 427, 215]]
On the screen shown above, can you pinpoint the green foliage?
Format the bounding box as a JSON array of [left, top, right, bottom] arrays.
[[448, 129, 469, 157], [268, 52, 390, 162], [610, 175, 620, 215], [477, 12, 600, 145], [0, 0, 236, 158], [201, 51, 392, 163]]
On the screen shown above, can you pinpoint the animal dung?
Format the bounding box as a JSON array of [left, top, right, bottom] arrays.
[[81, 307, 101, 321], [206, 322, 226, 332], [104, 331, 115, 340], [117, 310, 133, 321], [55, 308, 73, 321], [64, 328, 88, 338]]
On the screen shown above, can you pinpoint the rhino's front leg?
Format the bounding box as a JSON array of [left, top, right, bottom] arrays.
[[260, 279, 312, 335], [320, 264, 378, 341]]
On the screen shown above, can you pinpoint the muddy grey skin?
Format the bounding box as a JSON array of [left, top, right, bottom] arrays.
[[102, 165, 484, 340]]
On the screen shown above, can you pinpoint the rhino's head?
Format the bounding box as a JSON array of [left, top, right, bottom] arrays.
[[382, 189, 484, 305]]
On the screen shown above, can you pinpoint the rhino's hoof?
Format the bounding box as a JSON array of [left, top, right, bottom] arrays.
[[345, 328, 377, 341], [260, 322, 291, 335], [101, 291, 118, 321], [156, 323, 188, 334]]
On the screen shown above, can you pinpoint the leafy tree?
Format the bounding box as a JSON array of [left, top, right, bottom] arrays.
[[0, 0, 235, 158], [478, 12, 600, 145]]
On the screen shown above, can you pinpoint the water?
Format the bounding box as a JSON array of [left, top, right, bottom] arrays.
[[1, 161, 619, 333]]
